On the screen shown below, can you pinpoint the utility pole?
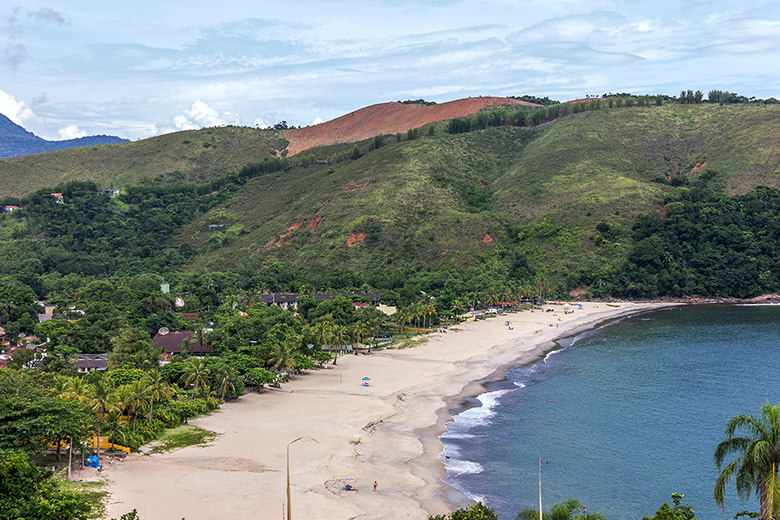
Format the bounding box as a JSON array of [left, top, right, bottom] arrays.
[[286, 436, 318, 520], [539, 457, 543, 520]]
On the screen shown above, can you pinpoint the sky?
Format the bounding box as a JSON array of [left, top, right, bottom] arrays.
[[1, 0, 779, 141]]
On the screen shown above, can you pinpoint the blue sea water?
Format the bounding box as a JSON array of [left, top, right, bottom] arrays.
[[441, 305, 780, 520]]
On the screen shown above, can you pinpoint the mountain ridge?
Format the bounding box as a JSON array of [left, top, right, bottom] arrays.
[[283, 96, 538, 155], [0, 113, 129, 160]]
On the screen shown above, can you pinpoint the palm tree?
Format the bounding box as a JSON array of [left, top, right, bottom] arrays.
[[315, 321, 332, 351], [330, 324, 347, 365], [182, 358, 211, 399], [394, 309, 407, 333], [451, 299, 466, 322], [423, 299, 437, 330], [84, 379, 120, 459], [144, 370, 172, 422], [103, 411, 126, 450], [715, 401, 780, 520], [271, 341, 297, 373], [65, 377, 90, 402], [50, 375, 71, 398], [215, 366, 235, 401], [352, 321, 369, 351], [120, 379, 150, 432]]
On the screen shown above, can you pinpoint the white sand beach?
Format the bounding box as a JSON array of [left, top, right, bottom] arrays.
[[101, 302, 673, 520]]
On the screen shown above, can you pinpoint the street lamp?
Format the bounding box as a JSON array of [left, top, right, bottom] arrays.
[[286, 436, 318, 520]]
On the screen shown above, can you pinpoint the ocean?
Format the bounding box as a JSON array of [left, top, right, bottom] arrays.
[[440, 305, 780, 520]]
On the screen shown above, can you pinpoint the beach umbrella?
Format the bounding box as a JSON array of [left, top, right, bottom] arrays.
[[361, 377, 371, 381]]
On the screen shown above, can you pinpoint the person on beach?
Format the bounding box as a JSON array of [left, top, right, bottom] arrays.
[[373, 481, 378, 491]]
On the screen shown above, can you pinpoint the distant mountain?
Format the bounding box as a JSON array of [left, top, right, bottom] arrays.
[[0, 113, 128, 159]]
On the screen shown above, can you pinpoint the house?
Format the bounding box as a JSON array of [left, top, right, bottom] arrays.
[[50, 193, 64, 203], [71, 354, 108, 373], [39, 301, 57, 315], [3, 205, 19, 212], [260, 293, 381, 311], [152, 330, 211, 359], [208, 224, 225, 231]]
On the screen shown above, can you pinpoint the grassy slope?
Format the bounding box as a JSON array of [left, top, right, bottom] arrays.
[[0, 127, 286, 197], [183, 104, 780, 280], [187, 126, 533, 271]]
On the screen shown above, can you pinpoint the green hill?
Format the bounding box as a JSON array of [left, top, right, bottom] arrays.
[[0, 126, 286, 197], [0, 102, 778, 299], [183, 104, 779, 280]]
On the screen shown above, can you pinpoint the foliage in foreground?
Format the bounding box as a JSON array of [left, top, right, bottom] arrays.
[[0, 449, 97, 520], [714, 401, 780, 520], [516, 498, 605, 520], [429, 502, 498, 520], [642, 493, 698, 520]]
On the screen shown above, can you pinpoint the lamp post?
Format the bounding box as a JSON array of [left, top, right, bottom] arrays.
[[539, 457, 543, 520], [286, 436, 318, 520]]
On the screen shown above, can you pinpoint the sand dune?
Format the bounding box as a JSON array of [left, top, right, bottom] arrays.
[[101, 302, 672, 519]]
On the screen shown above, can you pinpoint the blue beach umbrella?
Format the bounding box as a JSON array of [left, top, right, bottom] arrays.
[[362, 377, 371, 381]]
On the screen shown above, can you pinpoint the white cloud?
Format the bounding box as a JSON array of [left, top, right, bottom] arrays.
[[171, 100, 240, 130], [310, 116, 325, 126], [0, 89, 40, 126], [57, 124, 87, 139]]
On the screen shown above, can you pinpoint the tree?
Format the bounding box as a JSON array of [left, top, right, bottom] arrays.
[[119, 379, 150, 431], [429, 503, 498, 520], [0, 449, 95, 520], [0, 386, 91, 458], [352, 321, 369, 350], [215, 365, 236, 401], [642, 493, 698, 520], [516, 498, 605, 520], [330, 324, 348, 365], [182, 358, 210, 398], [315, 320, 333, 358], [243, 367, 275, 389], [144, 370, 172, 421], [108, 328, 162, 370], [84, 378, 120, 459], [715, 401, 780, 520], [270, 339, 298, 373]]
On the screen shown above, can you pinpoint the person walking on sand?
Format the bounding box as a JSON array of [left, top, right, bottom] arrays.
[[373, 481, 378, 491]]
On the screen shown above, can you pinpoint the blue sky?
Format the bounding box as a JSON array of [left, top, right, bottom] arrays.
[[1, 1, 779, 140]]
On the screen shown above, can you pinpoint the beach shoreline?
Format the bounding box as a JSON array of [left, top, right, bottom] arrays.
[[418, 303, 677, 512], [100, 302, 677, 520]]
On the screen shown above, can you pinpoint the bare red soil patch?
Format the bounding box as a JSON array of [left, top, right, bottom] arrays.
[[338, 183, 374, 194], [346, 232, 366, 247], [482, 232, 495, 245], [283, 97, 539, 155], [306, 215, 323, 229], [689, 161, 708, 175]]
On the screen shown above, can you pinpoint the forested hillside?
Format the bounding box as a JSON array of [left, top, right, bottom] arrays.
[[0, 101, 778, 305]]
